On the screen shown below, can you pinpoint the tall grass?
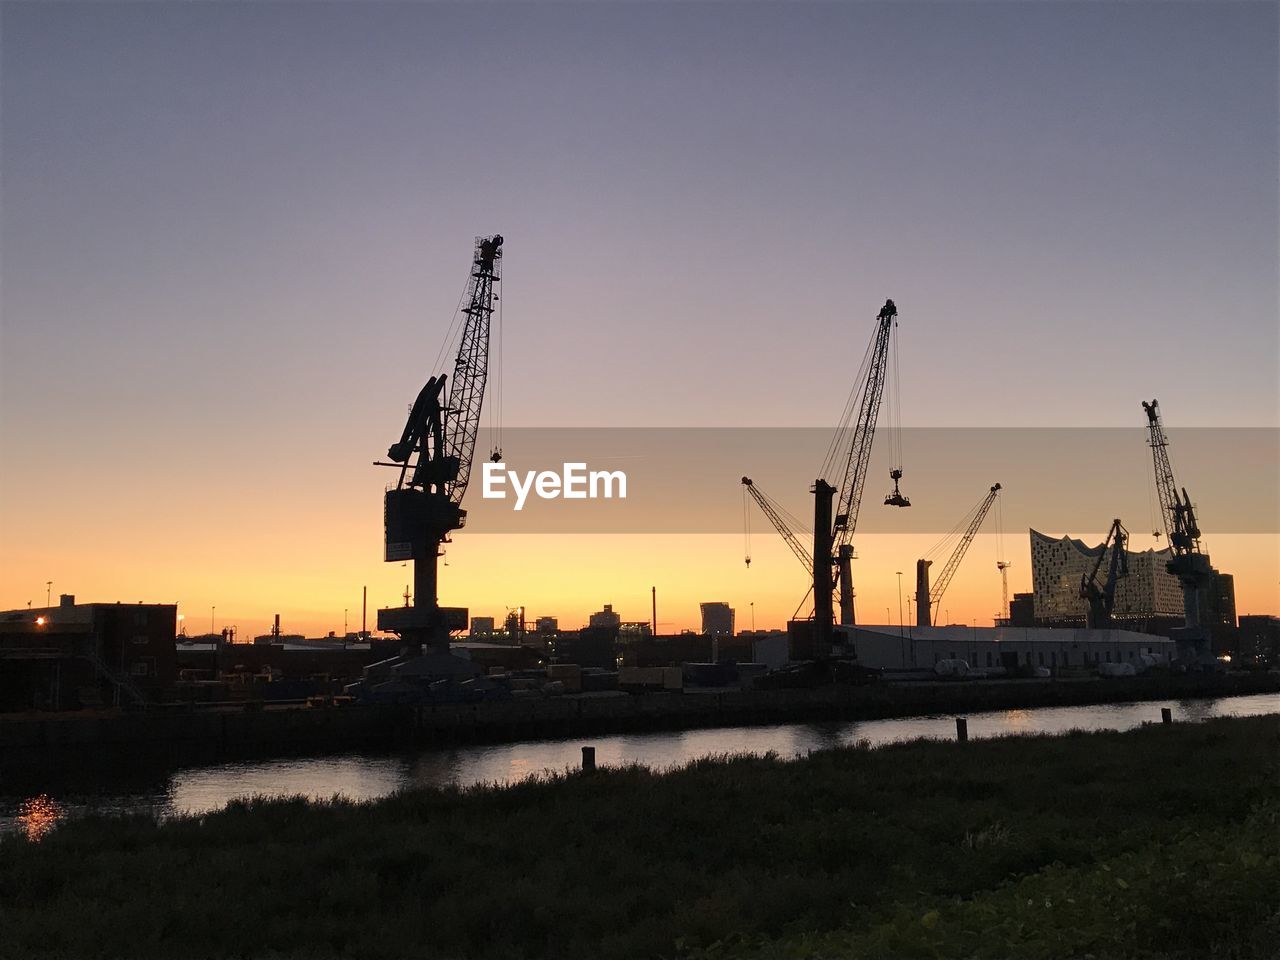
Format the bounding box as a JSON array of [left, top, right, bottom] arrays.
[[1, 717, 1276, 959]]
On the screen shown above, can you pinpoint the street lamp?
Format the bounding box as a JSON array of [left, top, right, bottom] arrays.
[[46, 581, 52, 607], [211, 606, 216, 637]]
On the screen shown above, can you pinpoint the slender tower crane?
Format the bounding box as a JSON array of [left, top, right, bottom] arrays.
[[915, 484, 1001, 627], [1142, 399, 1212, 662], [376, 235, 503, 653], [996, 561, 1012, 622]]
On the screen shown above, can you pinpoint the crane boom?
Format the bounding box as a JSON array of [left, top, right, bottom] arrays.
[[742, 478, 813, 575], [915, 484, 1001, 627], [445, 236, 503, 505], [830, 299, 902, 552], [377, 235, 503, 652]]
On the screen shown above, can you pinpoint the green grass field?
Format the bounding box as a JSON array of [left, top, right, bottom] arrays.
[[2, 715, 1277, 959]]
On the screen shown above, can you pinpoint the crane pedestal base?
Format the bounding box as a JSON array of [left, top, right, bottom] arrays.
[[377, 605, 468, 652]]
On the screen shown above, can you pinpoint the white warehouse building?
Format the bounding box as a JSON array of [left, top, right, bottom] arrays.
[[836, 624, 1175, 672]]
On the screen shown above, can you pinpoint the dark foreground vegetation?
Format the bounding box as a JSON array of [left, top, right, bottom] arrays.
[[2, 716, 1277, 960]]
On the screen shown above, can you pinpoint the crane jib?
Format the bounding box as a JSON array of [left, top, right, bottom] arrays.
[[831, 301, 898, 547]]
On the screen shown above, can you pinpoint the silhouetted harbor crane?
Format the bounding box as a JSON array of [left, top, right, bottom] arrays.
[[375, 235, 502, 654], [1142, 398, 1213, 663], [742, 299, 910, 655], [1079, 518, 1129, 630], [816, 298, 911, 649]]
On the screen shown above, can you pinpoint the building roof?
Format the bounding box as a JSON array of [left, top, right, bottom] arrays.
[[839, 624, 1174, 645], [1030, 528, 1172, 560]]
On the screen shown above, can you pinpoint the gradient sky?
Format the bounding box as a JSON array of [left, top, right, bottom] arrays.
[[2, 2, 1276, 637]]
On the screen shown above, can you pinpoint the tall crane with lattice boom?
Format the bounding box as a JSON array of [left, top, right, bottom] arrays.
[[742, 477, 813, 575], [1142, 398, 1212, 661], [813, 299, 910, 648], [915, 484, 1001, 627], [996, 561, 1012, 622], [1079, 518, 1129, 629], [376, 235, 502, 653]]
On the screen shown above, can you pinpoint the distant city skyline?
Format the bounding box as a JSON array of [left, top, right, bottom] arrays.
[[2, 2, 1276, 638]]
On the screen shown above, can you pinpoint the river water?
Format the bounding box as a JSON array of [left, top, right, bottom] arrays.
[[3, 693, 1275, 840]]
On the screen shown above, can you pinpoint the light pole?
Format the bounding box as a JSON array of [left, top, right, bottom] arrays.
[[896, 572, 904, 638], [344, 609, 348, 636], [750, 602, 755, 632], [46, 582, 52, 607], [211, 606, 216, 637]]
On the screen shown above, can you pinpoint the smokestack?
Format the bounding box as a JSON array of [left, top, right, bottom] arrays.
[[651, 586, 657, 637], [273, 614, 280, 638], [362, 586, 367, 638]]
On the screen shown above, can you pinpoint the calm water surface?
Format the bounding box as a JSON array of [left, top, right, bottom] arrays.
[[4, 693, 1275, 839]]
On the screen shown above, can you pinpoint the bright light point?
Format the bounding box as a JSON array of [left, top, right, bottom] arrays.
[[35, 616, 46, 626]]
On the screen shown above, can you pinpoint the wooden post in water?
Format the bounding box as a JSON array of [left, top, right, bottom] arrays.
[[1161, 707, 1172, 725], [582, 746, 596, 772], [955, 717, 968, 742]]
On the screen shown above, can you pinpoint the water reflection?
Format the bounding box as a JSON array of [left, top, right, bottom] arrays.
[[17, 794, 63, 842], [3, 692, 1276, 838]]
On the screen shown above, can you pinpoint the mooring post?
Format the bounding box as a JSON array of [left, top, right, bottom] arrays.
[[1161, 707, 1172, 725], [955, 717, 968, 742], [581, 746, 596, 772]]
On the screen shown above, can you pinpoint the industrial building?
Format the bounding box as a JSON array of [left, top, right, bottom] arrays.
[[0, 596, 177, 711], [838, 624, 1175, 673]]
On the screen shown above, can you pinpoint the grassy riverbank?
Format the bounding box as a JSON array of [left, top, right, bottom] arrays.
[[2, 715, 1277, 959]]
